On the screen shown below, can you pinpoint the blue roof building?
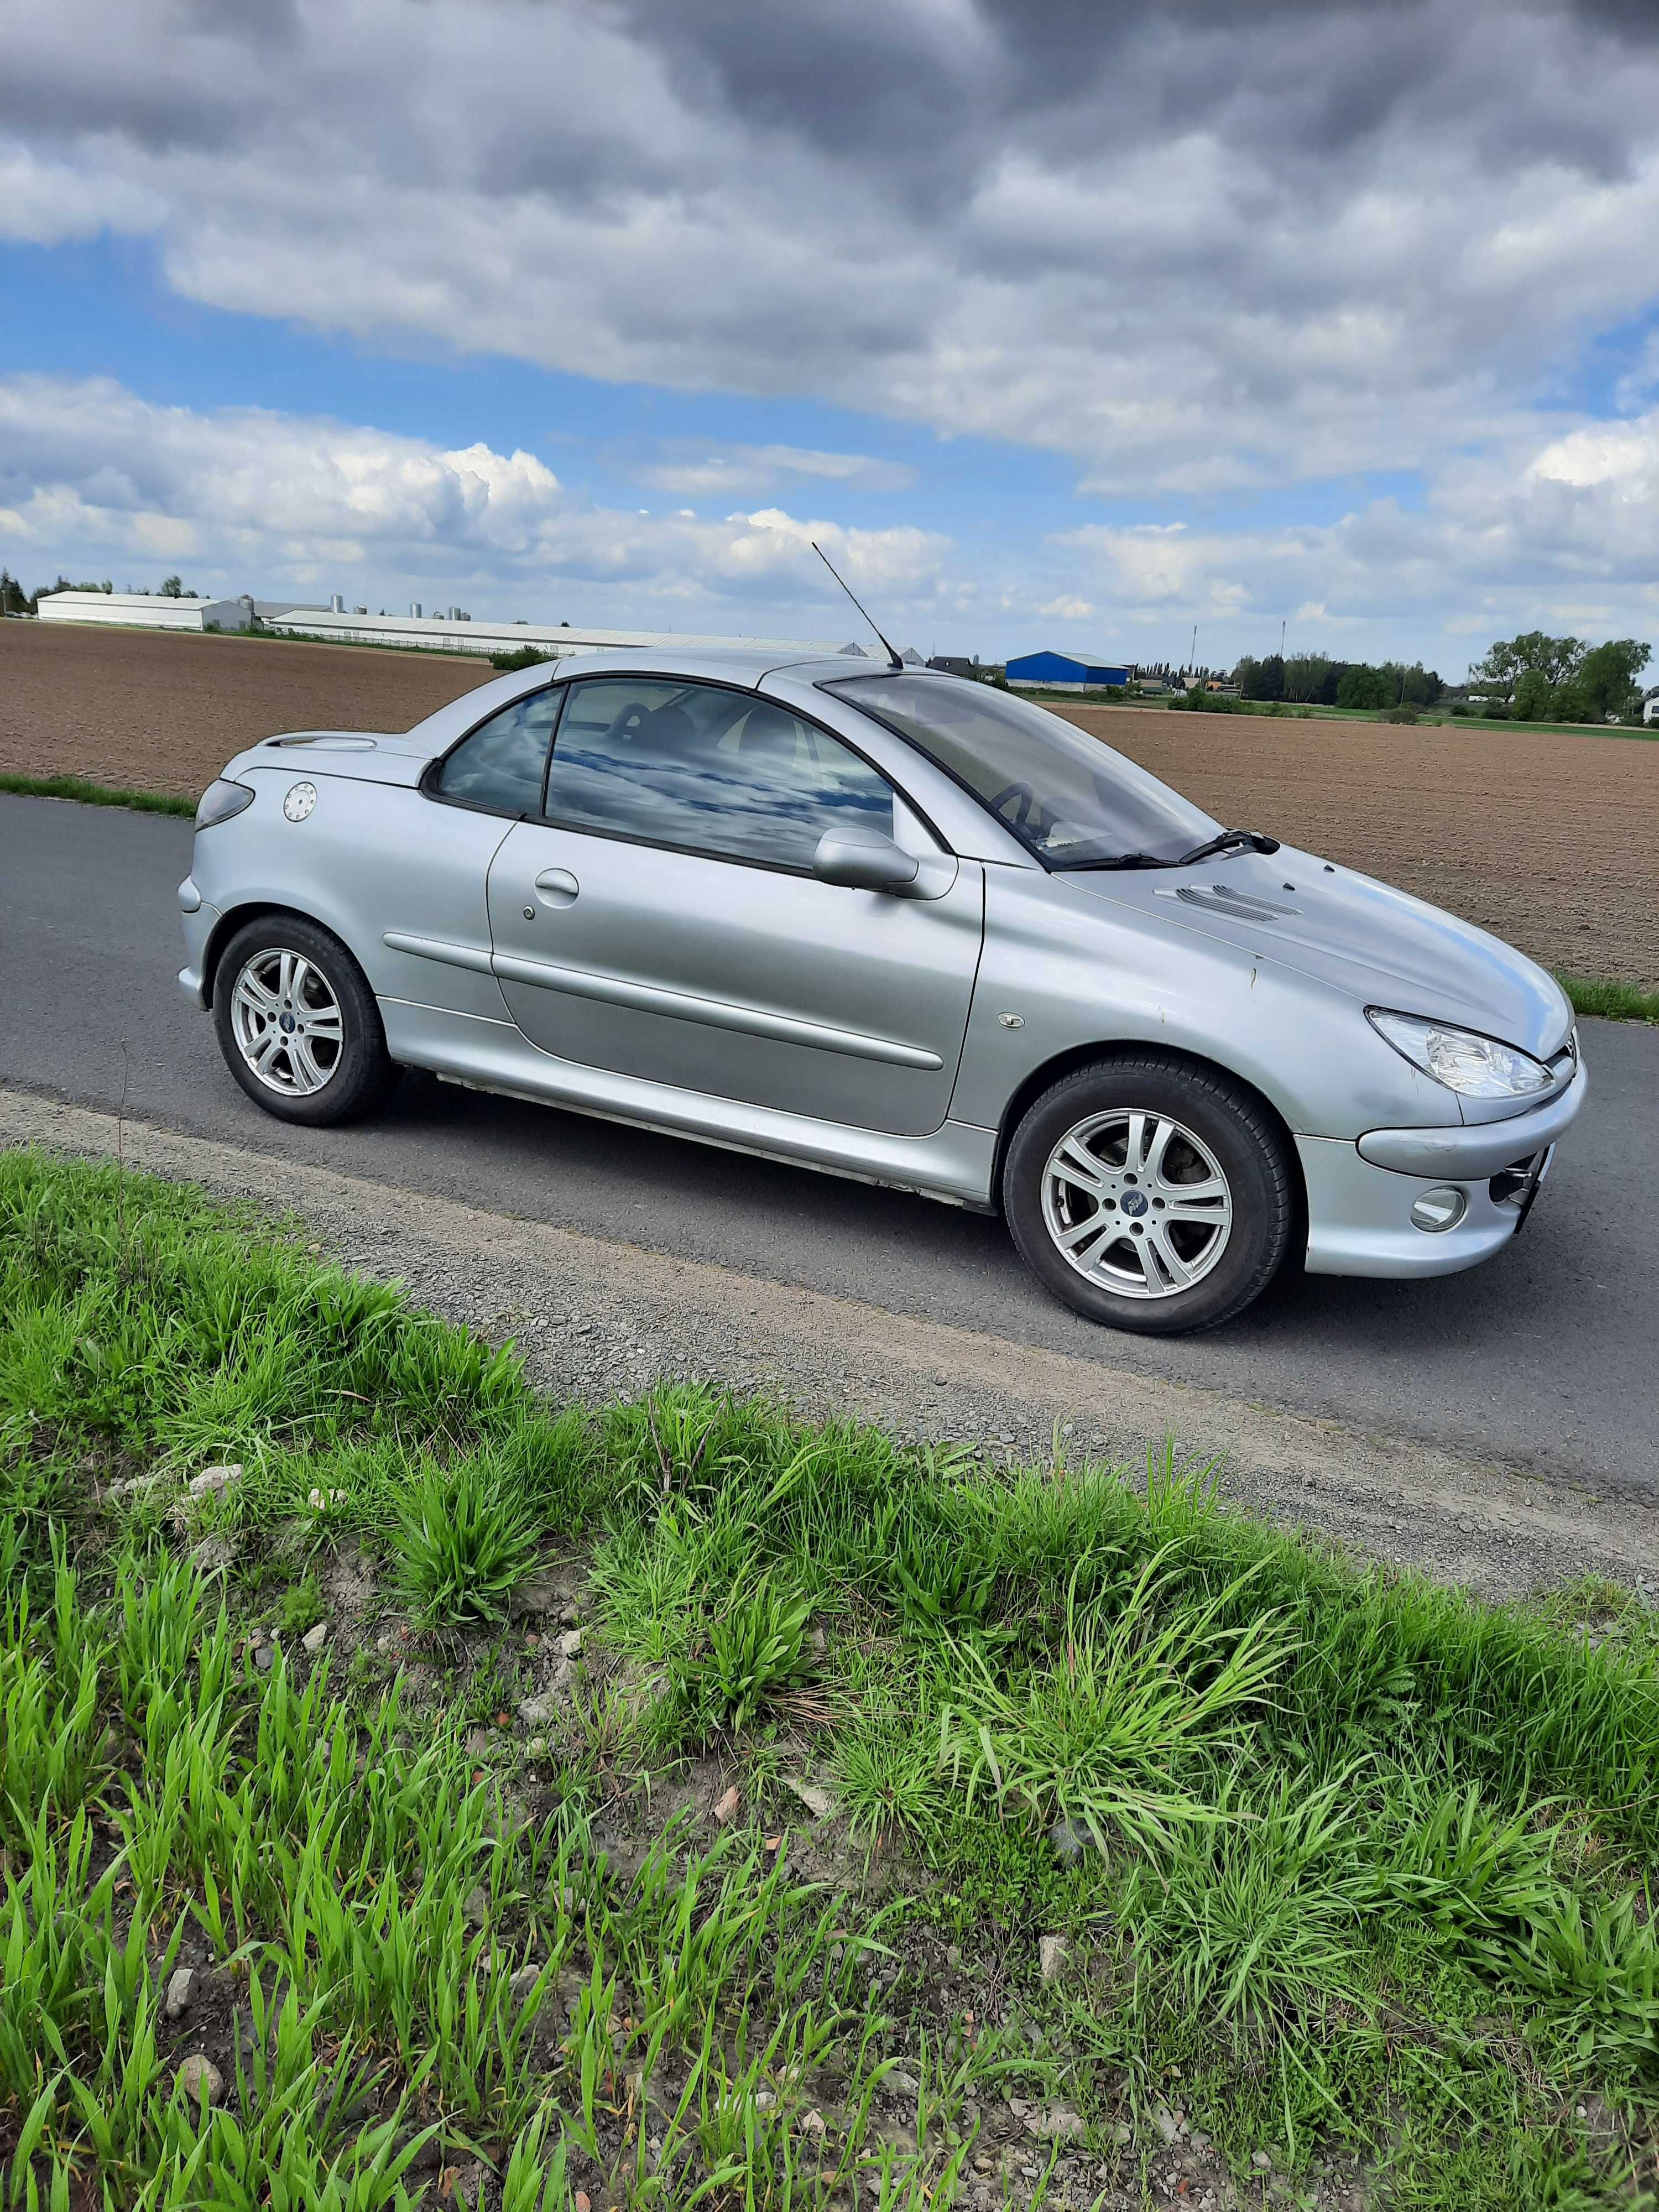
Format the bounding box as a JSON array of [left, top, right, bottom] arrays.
[[1006, 649, 1132, 689]]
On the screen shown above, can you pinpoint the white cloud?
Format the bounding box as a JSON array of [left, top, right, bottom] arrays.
[[1036, 594, 1094, 619], [633, 445, 916, 496], [0, 374, 947, 622], [5, 0, 1659, 500]]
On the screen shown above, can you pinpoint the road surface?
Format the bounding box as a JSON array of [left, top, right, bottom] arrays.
[[4, 793, 1655, 1505]]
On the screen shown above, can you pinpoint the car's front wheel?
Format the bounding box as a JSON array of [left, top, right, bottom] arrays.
[[212, 916, 396, 1125], [1002, 1054, 1294, 1334]]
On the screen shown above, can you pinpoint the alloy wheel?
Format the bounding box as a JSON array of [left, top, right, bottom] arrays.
[[229, 948, 345, 1098], [1039, 1107, 1234, 1299]]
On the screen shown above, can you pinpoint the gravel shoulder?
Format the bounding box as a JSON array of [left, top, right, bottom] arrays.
[[6, 1086, 1652, 1605]]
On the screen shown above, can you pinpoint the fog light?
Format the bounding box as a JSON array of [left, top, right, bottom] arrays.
[[1410, 1186, 1467, 1233]]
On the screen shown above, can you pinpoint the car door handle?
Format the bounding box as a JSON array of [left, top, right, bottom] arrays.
[[533, 868, 580, 907]]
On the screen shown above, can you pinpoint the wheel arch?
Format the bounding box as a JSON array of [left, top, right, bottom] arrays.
[[201, 900, 343, 1004], [991, 1039, 1308, 1253]]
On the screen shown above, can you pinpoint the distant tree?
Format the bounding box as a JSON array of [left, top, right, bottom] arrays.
[[1283, 652, 1331, 703], [0, 568, 31, 615], [1547, 681, 1591, 724], [1512, 668, 1552, 721], [1232, 654, 1263, 698], [1378, 660, 1442, 708], [1335, 664, 1390, 710], [1472, 632, 1584, 690], [1255, 651, 1285, 701], [160, 575, 186, 598], [1577, 638, 1650, 722]]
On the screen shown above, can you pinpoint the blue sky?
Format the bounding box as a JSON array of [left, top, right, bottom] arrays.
[[6, 1, 1659, 677]]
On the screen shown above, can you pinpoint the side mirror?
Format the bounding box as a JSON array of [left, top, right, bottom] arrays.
[[812, 827, 921, 894]]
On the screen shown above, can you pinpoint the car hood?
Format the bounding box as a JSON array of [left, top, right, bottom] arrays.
[[1066, 844, 1573, 1058]]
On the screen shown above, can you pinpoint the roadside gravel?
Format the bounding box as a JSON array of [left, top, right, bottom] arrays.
[[4, 1086, 1653, 1604]]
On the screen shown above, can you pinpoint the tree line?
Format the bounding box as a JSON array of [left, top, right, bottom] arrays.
[[1465, 632, 1650, 723], [1230, 652, 1444, 709]]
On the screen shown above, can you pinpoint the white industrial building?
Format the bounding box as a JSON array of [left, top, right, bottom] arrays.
[[34, 589, 877, 664], [258, 606, 872, 661], [36, 591, 324, 633]]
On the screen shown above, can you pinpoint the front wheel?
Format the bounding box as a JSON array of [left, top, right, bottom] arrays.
[[1002, 1055, 1294, 1334], [212, 916, 396, 1125]]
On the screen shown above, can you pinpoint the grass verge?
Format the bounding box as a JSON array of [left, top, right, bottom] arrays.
[[1556, 974, 1659, 1024], [0, 770, 196, 816], [2, 1149, 1656, 2209]]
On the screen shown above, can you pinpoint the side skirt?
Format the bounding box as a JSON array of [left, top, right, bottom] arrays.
[[378, 997, 1000, 1213]]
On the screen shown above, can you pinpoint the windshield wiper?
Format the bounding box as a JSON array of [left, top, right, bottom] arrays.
[[1055, 827, 1280, 873], [1055, 851, 1176, 872], [1173, 827, 1281, 865]]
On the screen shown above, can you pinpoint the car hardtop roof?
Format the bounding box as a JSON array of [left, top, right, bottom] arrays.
[[544, 644, 883, 686]]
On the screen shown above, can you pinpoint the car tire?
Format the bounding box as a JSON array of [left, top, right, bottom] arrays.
[[212, 915, 397, 1126], [1002, 1053, 1294, 1335]]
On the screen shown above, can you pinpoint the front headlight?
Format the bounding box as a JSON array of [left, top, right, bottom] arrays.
[[1366, 1009, 1553, 1099], [195, 778, 255, 829]]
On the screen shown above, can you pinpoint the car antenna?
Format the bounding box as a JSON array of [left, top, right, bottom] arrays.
[[811, 540, 902, 670]]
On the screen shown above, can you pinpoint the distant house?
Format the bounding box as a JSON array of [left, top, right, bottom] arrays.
[[1006, 650, 1132, 690], [926, 655, 974, 677]]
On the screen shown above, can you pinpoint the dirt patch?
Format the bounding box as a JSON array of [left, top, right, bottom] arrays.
[[1053, 703, 1659, 990], [0, 619, 493, 798]]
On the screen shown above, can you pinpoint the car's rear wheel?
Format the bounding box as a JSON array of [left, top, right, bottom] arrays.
[[212, 916, 395, 1125], [1003, 1055, 1293, 1334]]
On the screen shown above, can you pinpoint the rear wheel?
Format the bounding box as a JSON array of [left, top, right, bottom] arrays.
[[212, 916, 395, 1126], [1003, 1055, 1293, 1334]]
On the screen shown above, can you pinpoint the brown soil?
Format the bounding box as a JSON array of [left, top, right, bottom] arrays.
[[1053, 703, 1659, 990], [3, 624, 1654, 985], [0, 619, 493, 797]]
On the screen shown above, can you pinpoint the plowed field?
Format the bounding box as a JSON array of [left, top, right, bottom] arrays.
[[3, 622, 1655, 985], [1051, 704, 1657, 989]]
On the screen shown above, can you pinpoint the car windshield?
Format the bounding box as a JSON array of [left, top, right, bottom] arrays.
[[826, 674, 1220, 867]]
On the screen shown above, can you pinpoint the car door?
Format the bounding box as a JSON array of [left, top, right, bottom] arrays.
[[484, 674, 984, 1137], [364, 686, 562, 1022]]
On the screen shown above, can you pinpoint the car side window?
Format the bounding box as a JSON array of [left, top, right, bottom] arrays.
[[432, 689, 561, 813], [544, 678, 893, 870]]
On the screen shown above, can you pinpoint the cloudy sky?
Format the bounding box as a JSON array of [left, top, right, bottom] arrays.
[[5, 0, 1659, 672]]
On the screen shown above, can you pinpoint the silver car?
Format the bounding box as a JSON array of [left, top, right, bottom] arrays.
[[178, 649, 1587, 1334]]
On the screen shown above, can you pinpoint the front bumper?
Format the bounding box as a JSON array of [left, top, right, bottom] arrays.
[[1296, 1061, 1588, 1279], [1357, 1060, 1587, 1177]]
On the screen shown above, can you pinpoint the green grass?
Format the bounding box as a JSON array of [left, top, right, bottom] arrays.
[[1557, 974, 1659, 1024], [0, 770, 197, 816], [2, 1149, 1656, 2209]]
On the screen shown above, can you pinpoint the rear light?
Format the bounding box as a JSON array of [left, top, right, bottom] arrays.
[[195, 779, 255, 829]]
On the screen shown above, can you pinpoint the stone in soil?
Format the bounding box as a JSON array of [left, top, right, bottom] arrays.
[[189, 1463, 243, 1498], [164, 1966, 198, 2019], [1038, 1932, 1069, 1981], [712, 1783, 740, 1823], [174, 2054, 222, 2104], [1026, 2105, 1086, 2143], [301, 1620, 328, 1652]]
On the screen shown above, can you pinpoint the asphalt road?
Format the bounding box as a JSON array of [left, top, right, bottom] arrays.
[[4, 792, 1656, 1504]]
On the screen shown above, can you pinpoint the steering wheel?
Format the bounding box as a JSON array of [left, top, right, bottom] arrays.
[[603, 703, 653, 746], [987, 780, 1036, 828]]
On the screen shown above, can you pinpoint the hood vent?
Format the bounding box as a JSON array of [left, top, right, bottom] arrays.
[[1165, 883, 1302, 923]]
